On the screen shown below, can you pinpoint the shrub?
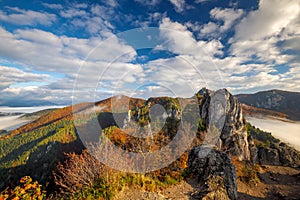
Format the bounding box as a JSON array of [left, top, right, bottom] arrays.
[[53, 150, 104, 193], [53, 150, 124, 199], [245, 122, 279, 146], [240, 164, 260, 185], [0, 176, 46, 200]]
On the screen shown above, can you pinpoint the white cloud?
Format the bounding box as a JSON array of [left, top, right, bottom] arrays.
[[59, 8, 87, 18], [2, 86, 39, 95], [0, 7, 56, 26], [230, 37, 294, 65], [234, 0, 299, 40], [104, 0, 119, 7], [135, 0, 161, 6], [169, 0, 185, 13], [0, 24, 139, 103], [221, 0, 300, 94], [154, 8, 300, 95], [42, 3, 63, 10], [195, 0, 209, 3], [199, 22, 218, 36], [199, 7, 244, 38], [15, 29, 61, 47], [73, 3, 88, 9], [71, 16, 114, 35], [0, 66, 50, 90], [0, 1, 299, 104], [59, 4, 116, 35], [0, 26, 136, 75], [159, 18, 223, 58], [230, 0, 300, 67], [117, 18, 225, 97], [210, 8, 244, 32]]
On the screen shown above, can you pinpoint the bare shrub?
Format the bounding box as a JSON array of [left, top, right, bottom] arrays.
[[53, 150, 104, 193]]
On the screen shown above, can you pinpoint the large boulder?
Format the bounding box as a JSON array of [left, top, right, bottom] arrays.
[[257, 142, 300, 167], [188, 145, 238, 200], [198, 88, 251, 161], [257, 146, 281, 165]]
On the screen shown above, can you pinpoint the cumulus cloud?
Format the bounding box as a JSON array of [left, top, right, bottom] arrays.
[[169, 0, 186, 13], [59, 3, 116, 36], [0, 1, 299, 105], [199, 7, 244, 38], [0, 25, 139, 103], [135, 0, 161, 6], [59, 8, 87, 18], [104, 0, 119, 7], [234, 0, 299, 40], [0, 66, 50, 90], [0, 7, 56, 26], [156, 15, 300, 95], [159, 18, 224, 58], [42, 3, 63, 10], [230, 0, 300, 66], [0, 26, 136, 74], [210, 8, 244, 32], [195, 0, 209, 3]]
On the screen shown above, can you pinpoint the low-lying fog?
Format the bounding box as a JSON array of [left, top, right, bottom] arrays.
[[0, 106, 64, 131], [247, 117, 300, 151], [0, 115, 31, 131]]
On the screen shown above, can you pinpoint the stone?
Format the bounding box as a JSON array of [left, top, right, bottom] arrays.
[[198, 88, 250, 161], [257, 146, 281, 165], [188, 145, 238, 200], [257, 142, 300, 167]]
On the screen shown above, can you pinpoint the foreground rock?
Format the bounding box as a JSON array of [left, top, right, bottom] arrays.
[[257, 142, 300, 168], [188, 145, 238, 200]]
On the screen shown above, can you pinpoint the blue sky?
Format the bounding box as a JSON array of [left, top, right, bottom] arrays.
[[0, 0, 299, 105]]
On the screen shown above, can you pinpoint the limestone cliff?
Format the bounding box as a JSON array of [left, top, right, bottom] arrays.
[[198, 88, 251, 161]]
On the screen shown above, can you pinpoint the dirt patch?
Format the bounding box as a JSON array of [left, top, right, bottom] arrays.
[[237, 165, 300, 200], [113, 178, 198, 200], [114, 165, 300, 200]]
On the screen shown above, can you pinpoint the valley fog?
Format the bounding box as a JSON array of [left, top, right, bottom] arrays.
[[0, 106, 65, 131], [247, 117, 300, 151]]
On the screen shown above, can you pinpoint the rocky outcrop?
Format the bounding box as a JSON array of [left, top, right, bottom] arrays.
[[257, 142, 300, 168], [198, 88, 251, 161], [188, 145, 238, 200]]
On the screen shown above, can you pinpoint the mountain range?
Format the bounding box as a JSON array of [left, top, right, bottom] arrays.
[[235, 89, 300, 120]]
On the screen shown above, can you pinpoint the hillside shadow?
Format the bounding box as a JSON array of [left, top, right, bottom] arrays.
[[97, 112, 127, 129], [0, 130, 57, 164], [0, 136, 85, 191], [258, 171, 300, 185]]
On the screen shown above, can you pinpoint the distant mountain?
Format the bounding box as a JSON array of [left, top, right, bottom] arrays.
[[20, 108, 58, 120], [0, 99, 63, 107], [241, 104, 288, 120], [236, 89, 300, 120]]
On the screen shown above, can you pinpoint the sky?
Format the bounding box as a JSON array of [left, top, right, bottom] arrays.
[[0, 0, 299, 106]]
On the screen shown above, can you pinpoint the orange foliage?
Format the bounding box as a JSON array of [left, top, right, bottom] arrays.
[[0, 176, 45, 200]]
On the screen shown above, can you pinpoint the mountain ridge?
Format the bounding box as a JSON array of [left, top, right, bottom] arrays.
[[236, 89, 300, 120]]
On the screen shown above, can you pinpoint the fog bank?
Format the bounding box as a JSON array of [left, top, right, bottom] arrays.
[[247, 117, 300, 151], [0, 106, 65, 131]]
